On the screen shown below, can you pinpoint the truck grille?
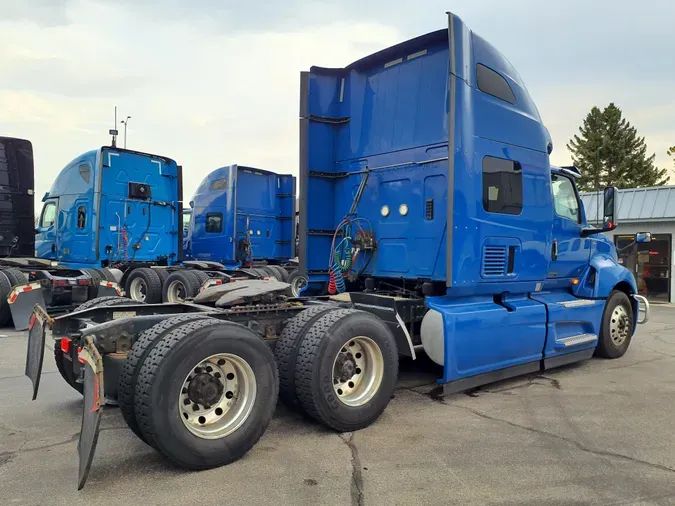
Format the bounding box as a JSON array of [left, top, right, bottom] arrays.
[[481, 246, 507, 277]]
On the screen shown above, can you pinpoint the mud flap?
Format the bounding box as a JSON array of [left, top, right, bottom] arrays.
[[24, 305, 51, 400], [77, 336, 105, 490], [96, 280, 123, 298], [9, 282, 47, 331]]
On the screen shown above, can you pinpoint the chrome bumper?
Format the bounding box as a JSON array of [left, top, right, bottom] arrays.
[[633, 294, 650, 324]]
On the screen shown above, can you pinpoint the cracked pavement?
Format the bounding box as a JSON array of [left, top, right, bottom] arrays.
[[0, 306, 674, 505]]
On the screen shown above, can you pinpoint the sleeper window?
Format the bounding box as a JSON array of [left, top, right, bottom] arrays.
[[205, 213, 223, 233], [482, 156, 523, 215]]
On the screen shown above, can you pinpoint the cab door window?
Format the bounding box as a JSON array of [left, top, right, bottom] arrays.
[[40, 202, 57, 227], [551, 174, 580, 223]]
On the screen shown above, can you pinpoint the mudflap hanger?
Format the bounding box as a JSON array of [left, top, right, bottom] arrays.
[[24, 305, 106, 490], [25, 304, 51, 399], [77, 336, 105, 490]]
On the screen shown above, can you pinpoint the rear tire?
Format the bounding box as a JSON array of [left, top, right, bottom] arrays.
[[54, 345, 83, 394], [134, 319, 278, 469], [191, 270, 210, 286], [275, 305, 335, 410], [118, 314, 215, 445], [286, 269, 308, 297], [294, 309, 398, 431], [260, 266, 279, 280], [2, 268, 28, 287], [595, 290, 634, 359], [76, 295, 142, 312], [162, 270, 202, 302], [153, 268, 170, 286], [97, 268, 117, 283], [267, 265, 288, 282], [125, 268, 163, 303], [0, 272, 13, 326]]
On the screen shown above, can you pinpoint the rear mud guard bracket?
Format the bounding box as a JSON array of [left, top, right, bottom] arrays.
[[24, 304, 52, 399], [77, 336, 105, 490]]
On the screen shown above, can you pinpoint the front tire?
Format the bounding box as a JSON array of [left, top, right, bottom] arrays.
[[294, 309, 398, 432], [595, 290, 634, 359], [134, 319, 278, 469]]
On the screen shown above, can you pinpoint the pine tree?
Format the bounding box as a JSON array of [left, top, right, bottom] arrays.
[[566, 103, 668, 191], [668, 146, 675, 168]]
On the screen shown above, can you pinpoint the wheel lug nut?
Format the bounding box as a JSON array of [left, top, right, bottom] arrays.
[[192, 404, 199, 411]]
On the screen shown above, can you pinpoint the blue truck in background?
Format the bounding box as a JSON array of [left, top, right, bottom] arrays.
[[183, 164, 303, 294], [24, 12, 650, 489]]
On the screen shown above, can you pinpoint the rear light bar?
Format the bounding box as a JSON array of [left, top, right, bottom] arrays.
[[52, 278, 93, 287], [7, 282, 42, 304]]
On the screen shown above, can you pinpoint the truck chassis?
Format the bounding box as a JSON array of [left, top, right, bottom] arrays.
[[24, 278, 648, 489]]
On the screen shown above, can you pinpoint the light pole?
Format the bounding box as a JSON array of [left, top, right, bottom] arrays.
[[120, 116, 131, 148]]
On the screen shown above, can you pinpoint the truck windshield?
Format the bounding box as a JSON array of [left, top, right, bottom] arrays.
[[551, 174, 580, 223], [182, 212, 191, 231]]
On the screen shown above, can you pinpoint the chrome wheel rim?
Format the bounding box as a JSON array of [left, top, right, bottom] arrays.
[[291, 275, 308, 297], [166, 280, 188, 302], [332, 336, 384, 407], [178, 353, 257, 439], [610, 304, 631, 345], [129, 278, 147, 301]]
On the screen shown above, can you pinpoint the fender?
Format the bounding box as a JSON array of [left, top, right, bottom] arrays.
[[573, 252, 637, 300]]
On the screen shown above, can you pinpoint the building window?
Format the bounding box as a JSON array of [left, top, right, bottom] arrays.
[[77, 206, 86, 229], [476, 64, 516, 105], [205, 213, 223, 233], [209, 178, 228, 191], [40, 202, 56, 227], [551, 174, 580, 223], [482, 156, 522, 215]]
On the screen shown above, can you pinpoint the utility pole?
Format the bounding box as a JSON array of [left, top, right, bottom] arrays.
[[120, 115, 131, 149]]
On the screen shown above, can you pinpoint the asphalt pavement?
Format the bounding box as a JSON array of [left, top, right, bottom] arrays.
[[0, 306, 674, 505]]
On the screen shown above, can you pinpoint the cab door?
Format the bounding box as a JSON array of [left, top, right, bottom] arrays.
[[547, 172, 590, 282], [35, 199, 58, 259]]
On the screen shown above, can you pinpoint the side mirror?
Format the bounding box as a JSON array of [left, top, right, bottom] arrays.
[[602, 186, 617, 231], [189, 200, 194, 209], [636, 232, 652, 243]]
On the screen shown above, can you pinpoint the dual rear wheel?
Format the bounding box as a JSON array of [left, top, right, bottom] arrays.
[[114, 307, 398, 469]]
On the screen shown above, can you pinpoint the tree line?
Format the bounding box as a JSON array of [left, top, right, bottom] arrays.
[[566, 103, 670, 192]]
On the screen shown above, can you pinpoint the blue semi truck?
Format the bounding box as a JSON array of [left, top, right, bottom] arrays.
[[182, 164, 304, 294], [24, 12, 649, 489]]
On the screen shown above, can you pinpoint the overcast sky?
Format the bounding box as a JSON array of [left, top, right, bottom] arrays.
[[2, 0, 674, 205]]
